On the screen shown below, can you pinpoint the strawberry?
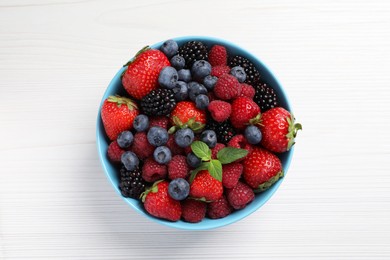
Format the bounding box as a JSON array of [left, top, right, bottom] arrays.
[[242, 147, 284, 191], [169, 101, 206, 132], [142, 181, 181, 221], [230, 97, 260, 130], [122, 48, 170, 100], [101, 95, 139, 140], [259, 107, 302, 153], [208, 45, 227, 66], [189, 170, 223, 201]]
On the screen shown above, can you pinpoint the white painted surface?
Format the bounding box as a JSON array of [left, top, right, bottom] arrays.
[[1, 0, 390, 259]]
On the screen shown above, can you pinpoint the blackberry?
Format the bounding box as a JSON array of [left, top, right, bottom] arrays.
[[254, 83, 279, 112], [205, 119, 236, 144], [228, 56, 261, 85], [178, 41, 208, 68], [119, 166, 146, 200], [140, 88, 176, 116]]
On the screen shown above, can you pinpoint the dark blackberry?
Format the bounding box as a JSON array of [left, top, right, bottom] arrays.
[[254, 83, 279, 112], [140, 88, 176, 116], [205, 119, 236, 144], [119, 166, 146, 200], [228, 56, 261, 85], [178, 41, 208, 68]]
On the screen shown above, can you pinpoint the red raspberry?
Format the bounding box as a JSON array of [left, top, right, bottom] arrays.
[[166, 134, 184, 156], [208, 45, 227, 66], [226, 181, 255, 209], [211, 143, 225, 159], [208, 100, 231, 122], [207, 195, 233, 219], [222, 163, 243, 189], [149, 116, 170, 129], [211, 65, 230, 77], [227, 135, 252, 161], [142, 158, 167, 182], [107, 141, 125, 163], [181, 199, 206, 223], [130, 132, 154, 159], [239, 83, 255, 99], [167, 155, 190, 180], [213, 74, 241, 100]]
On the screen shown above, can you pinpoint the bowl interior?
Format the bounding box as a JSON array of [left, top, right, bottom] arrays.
[[96, 36, 294, 230]]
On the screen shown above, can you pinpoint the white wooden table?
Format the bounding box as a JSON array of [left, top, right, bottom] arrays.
[[1, 0, 390, 259]]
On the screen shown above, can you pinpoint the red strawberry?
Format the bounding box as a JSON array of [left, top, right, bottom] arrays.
[[242, 147, 284, 191], [130, 132, 154, 159], [107, 141, 125, 163], [211, 65, 230, 77], [213, 74, 241, 100], [181, 199, 206, 223], [259, 107, 302, 153], [208, 45, 227, 66], [207, 100, 231, 122], [226, 181, 255, 209], [230, 97, 260, 130], [101, 95, 139, 140], [122, 48, 170, 100], [222, 163, 243, 189], [167, 155, 189, 180], [190, 170, 223, 201], [207, 195, 233, 219], [142, 181, 181, 221], [170, 101, 206, 132], [239, 83, 255, 99], [142, 158, 167, 182], [211, 143, 225, 159]]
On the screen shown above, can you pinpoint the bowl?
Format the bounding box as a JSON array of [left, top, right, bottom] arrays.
[[96, 36, 294, 230]]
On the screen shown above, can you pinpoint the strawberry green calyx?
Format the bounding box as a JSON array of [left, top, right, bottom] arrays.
[[254, 170, 284, 193], [168, 116, 205, 134], [107, 95, 138, 111], [123, 46, 151, 67], [248, 113, 262, 125], [140, 180, 164, 202], [286, 115, 302, 151]]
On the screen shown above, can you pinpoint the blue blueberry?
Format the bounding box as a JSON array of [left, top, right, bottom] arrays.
[[168, 178, 190, 201], [173, 81, 189, 101], [158, 66, 178, 89], [170, 55, 185, 70], [117, 131, 134, 148], [187, 152, 202, 168], [188, 82, 207, 101], [133, 114, 149, 132], [147, 126, 169, 147], [200, 130, 217, 148], [203, 75, 218, 90], [174, 128, 194, 148], [121, 151, 139, 171], [195, 94, 209, 110], [153, 146, 172, 164], [160, 39, 178, 58], [191, 60, 212, 81], [244, 125, 262, 144], [230, 66, 247, 83], [178, 69, 192, 82]]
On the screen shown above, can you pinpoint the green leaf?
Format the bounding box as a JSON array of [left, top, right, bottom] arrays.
[[208, 159, 222, 182], [172, 116, 183, 127], [189, 162, 209, 183], [191, 141, 211, 161], [217, 147, 249, 164]]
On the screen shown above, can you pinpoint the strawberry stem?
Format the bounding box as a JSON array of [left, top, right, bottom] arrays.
[[107, 95, 138, 110], [286, 114, 302, 150], [254, 170, 284, 193], [123, 46, 150, 67]]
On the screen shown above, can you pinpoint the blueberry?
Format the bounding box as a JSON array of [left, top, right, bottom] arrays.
[[203, 75, 218, 90], [173, 81, 189, 101], [170, 55, 185, 70], [187, 152, 202, 168], [147, 126, 169, 146], [168, 178, 190, 201], [244, 125, 262, 144], [158, 66, 178, 89], [117, 131, 134, 148], [191, 60, 212, 81], [200, 130, 217, 148], [178, 69, 192, 82], [160, 39, 178, 58], [174, 128, 194, 148], [195, 94, 209, 110], [153, 146, 172, 164], [230, 66, 247, 83], [121, 151, 139, 171], [188, 82, 207, 101], [133, 114, 149, 132]]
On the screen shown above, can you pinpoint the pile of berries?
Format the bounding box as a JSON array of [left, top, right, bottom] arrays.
[[101, 39, 301, 223]]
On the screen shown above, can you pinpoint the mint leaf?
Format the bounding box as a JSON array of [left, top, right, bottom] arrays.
[[208, 159, 222, 182], [189, 162, 209, 183], [191, 141, 211, 161], [217, 147, 248, 164]]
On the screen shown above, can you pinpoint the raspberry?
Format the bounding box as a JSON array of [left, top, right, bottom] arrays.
[[207, 100, 231, 123], [239, 83, 255, 99], [166, 134, 184, 156], [222, 163, 243, 188], [130, 132, 154, 159], [208, 45, 227, 66], [167, 155, 190, 180], [149, 116, 170, 130], [226, 181, 255, 210], [181, 199, 206, 223], [107, 141, 125, 163], [211, 65, 230, 77], [142, 158, 167, 182], [211, 143, 225, 159], [227, 135, 252, 161], [213, 74, 241, 100], [207, 195, 233, 219]]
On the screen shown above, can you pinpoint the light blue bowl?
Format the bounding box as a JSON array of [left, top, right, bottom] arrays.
[[96, 36, 294, 230]]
